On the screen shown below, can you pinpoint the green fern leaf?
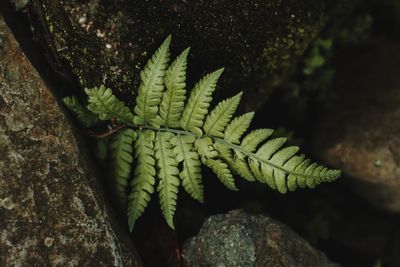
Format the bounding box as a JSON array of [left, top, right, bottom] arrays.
[[241, 129, 274, 152], [172, 135, 204, 202], [231, 157, 256, 182], [196, 139, 237, 190], [155, 132, 180, 229], [74, 36, 341, 231], [203, 92, 242, 137], [109, 128, 137, 207], [127, 130, 156, 231], [180, 68, 224, 136], [134, 36, 171, 127], [195, 137, 219, 162], [204, 158, 237, 191], [158, 48, 190, 127], [63, 96, 99, 127], [224, 112, 254, 144], [85, 85, 134, 123], [214, 142, 255, 181], [215, 143, 255, 182]]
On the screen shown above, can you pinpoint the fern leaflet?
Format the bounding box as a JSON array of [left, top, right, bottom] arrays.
[[63, 95, 99, 127]]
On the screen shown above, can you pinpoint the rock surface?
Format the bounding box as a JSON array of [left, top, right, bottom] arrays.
[[0, 15, 141, 266], [182, 209, 338, 267], [31, 0, 359, 110], [8, 0, 28, 11], [314, 42, 400, 212]]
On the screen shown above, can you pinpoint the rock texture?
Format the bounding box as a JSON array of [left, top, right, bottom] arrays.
[[314, 42, 400, 212], [182, 209, 338, 267], [9, 0, 28, 10], [0, 15, 141, 266], [30, 0, 359, 110]]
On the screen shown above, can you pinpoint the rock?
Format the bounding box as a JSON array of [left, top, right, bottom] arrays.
[[182, 209, 338, 267], [314, 42, 400, 212], [0, 15, 141, 266], [8, 0, 29, 11], [30, 0, 359, 110]]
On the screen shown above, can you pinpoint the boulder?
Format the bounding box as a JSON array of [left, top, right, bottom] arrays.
[[0, 15, 141, 266], [30, 0, 359, 110], [182, 209, 338, 267], [314, 42, 400, 212]]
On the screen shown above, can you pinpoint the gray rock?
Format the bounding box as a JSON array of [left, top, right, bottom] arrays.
[[0, 15, 141, 266], [313, 42, 400, 213], [182, 209, 338, 267]]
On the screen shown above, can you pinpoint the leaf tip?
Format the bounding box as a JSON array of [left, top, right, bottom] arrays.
[[164, 34, 172, 46], [166, 218, 175, 230], [128, 217, 135, 232], [214, 67, 225, 77], [182, 47, 191, 55]]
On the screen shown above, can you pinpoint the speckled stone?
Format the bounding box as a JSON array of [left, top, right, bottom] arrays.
[[182, 209, 339, 267], [0, 15, 141, 266]]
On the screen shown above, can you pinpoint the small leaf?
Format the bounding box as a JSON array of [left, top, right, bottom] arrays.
[[155, 132, 180, 229], [134, 36, 171, 126], [63, 95, 99, 127], [158, 48, 190, 127], [128, 130, 156, 231], [109, 129, 137, 207], [204, 158, 237, 191], [172, 135, 204, 202], [85, 85, 134, 123], [241, 129, 274, 152], [181, 68, 224, 136], [203, 92, 242, 137], [224, 112, 254, 144]]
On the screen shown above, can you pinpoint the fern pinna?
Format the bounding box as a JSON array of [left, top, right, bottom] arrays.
[[64, 35, 341, 231]]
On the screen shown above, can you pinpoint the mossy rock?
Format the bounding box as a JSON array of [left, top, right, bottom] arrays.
[[32, 0, 359, 110]]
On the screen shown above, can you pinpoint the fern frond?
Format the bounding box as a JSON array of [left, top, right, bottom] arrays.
[[171, 135, 204, 202], [127, 130, 156, 231], [63, 96, 99, 127], [85, 85, 134, 123], [180, 68, 224, 136], [109, 128, 137, 208], [76, 36, 341, 231], [155, 132, 180, 229], [158, 48, 190, 127], [203, 92, 242, 137], [134, 36, 171, 127]]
